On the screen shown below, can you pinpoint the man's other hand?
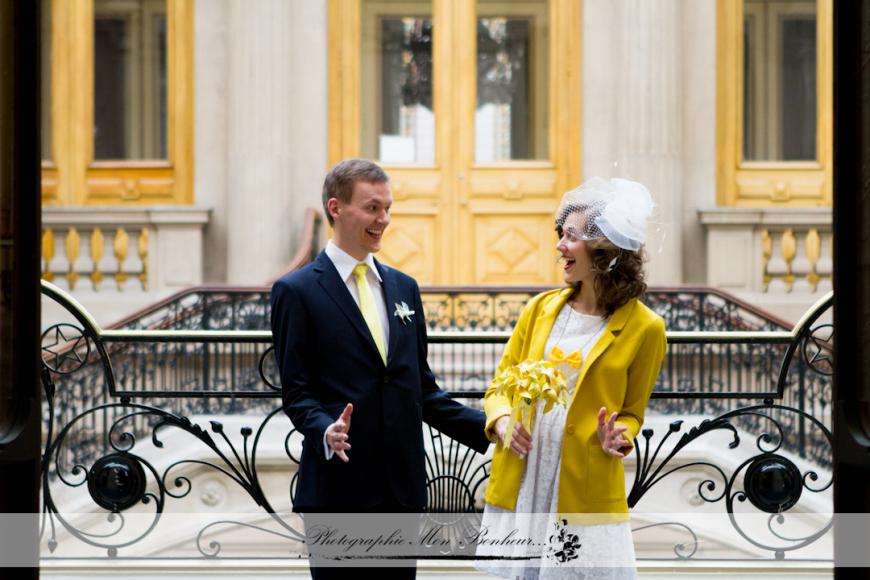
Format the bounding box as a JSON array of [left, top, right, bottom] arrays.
[[326, 403, 353, 462]]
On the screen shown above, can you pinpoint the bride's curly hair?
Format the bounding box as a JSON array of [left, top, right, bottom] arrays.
[[556, 215, 648, 316], [585, 238, 647, 316]]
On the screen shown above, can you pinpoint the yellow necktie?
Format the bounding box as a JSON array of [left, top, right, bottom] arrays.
[[353, 263, 387, 364]]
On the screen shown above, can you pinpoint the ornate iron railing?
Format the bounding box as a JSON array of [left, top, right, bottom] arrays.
[[106, 284, 791, 333], [43, 284, 825, 462], [39, 280, 833, 562]]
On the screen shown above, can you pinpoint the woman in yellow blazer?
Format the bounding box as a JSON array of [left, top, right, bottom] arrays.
[[476, 178, 667, 580]]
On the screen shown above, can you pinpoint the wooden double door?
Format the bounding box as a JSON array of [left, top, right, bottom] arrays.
[[329, 0, 580, 284]]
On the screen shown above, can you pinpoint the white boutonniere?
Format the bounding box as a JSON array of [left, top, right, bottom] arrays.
[[393, 301, 415, 325]]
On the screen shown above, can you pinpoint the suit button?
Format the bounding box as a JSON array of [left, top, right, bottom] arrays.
[[566, 424, 575, 435], [383, 376, 390, 384]]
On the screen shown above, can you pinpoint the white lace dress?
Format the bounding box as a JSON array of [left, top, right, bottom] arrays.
[[475, 303, 637, 580]]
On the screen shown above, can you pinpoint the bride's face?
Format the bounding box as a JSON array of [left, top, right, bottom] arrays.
[[556, 212, 595, 285]]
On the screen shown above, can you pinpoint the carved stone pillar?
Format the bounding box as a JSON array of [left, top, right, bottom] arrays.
[[584, 0, 683, 285], [224, 1, 327, 284], [224, 0, 295, 284]]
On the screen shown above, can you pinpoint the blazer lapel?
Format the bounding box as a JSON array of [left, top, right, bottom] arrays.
[[314, 251, 384, 363], [528, 287, 574, 360], [523, 288, 574, 430], [375, 259, 401, 366], [569, 298, 638, 407]]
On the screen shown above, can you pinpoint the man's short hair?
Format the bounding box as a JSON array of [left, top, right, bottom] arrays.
[[322, 159, 389, 226]]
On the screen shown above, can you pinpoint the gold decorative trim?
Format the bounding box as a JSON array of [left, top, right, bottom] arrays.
[[805, 227, 821, 291], [42, 229, 56, 282], [781, 228, 796, 290], [139, 228, 150, 290], [65, 228, 81, 290], [90, 228, 105, 289], [114, 228, 129, 289]]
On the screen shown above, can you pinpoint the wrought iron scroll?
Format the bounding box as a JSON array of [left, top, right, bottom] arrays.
[[626, 293, 834, 559]]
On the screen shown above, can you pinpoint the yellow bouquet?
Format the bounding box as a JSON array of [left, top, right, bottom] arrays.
[[490, 358, 570, 451]]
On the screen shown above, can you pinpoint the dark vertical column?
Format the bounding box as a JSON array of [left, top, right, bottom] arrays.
[[0, 0, 42, 577], [833, 0, 870, 576]]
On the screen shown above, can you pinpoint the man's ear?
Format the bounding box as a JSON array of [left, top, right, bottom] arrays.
[[326, 197, 341, 221]]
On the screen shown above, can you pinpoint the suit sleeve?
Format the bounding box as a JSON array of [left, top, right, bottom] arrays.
[[270, 279, 334, 458], [618, 315, 667, 455], [413, 282, 490, 454]]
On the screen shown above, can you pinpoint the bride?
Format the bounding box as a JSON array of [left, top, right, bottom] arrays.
[[475, 177, 667, 579]]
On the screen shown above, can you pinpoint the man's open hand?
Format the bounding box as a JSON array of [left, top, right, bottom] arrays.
[[326, 403, 353, 462]]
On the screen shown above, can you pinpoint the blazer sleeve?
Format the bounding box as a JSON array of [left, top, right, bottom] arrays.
[[270, 279, 334, 457], [617, 315, 667, 454], [413, 282, 490, 454], [483, 298, 535, 439]]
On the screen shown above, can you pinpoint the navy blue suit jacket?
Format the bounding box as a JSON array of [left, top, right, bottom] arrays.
[[270, 251, 489, 511]]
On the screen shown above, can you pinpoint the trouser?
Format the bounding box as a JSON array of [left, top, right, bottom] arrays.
[[303, 495, 419, 580]]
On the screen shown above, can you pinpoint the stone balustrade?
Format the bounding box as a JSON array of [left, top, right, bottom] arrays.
[[41, 207, 210, 326], [700, 208, 832, 323]]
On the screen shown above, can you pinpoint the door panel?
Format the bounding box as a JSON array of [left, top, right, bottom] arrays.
[[470, 211, 556, 283], [377, 213, 438, 282]]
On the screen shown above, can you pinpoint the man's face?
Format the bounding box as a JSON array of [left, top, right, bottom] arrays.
[[329, 180, 393, 261]]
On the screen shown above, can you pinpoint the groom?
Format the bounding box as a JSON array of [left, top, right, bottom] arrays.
[[270, 158, 489, 578]]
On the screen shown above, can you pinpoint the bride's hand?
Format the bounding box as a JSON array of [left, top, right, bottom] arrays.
[[494, 415, 532, 458], [596, 407, 631, 458]]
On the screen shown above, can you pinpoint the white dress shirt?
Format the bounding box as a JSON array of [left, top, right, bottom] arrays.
[[322, 239, 391, 459]]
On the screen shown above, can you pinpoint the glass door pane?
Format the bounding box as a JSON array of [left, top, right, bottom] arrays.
[[94, 0, 167, 160], [475, 0, 549, 163], [360, 1, 434, 165], [780, 16, 816, 160], [743, 0, 816, 161]]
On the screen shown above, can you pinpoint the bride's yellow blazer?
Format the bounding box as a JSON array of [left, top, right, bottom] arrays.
[[483, 287, 667, 521]]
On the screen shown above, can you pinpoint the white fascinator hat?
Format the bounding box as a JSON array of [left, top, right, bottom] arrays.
[[555, 177, 655, 252]]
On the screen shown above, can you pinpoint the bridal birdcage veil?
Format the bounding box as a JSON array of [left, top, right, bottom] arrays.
[[555, 177, 655, 252]]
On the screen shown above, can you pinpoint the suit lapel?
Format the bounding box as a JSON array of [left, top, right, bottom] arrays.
[[375, 259, 400, 366], [314, 251, 383, 363]]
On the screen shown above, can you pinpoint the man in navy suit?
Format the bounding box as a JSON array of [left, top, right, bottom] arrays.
[[270, 159, 489, 578]]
